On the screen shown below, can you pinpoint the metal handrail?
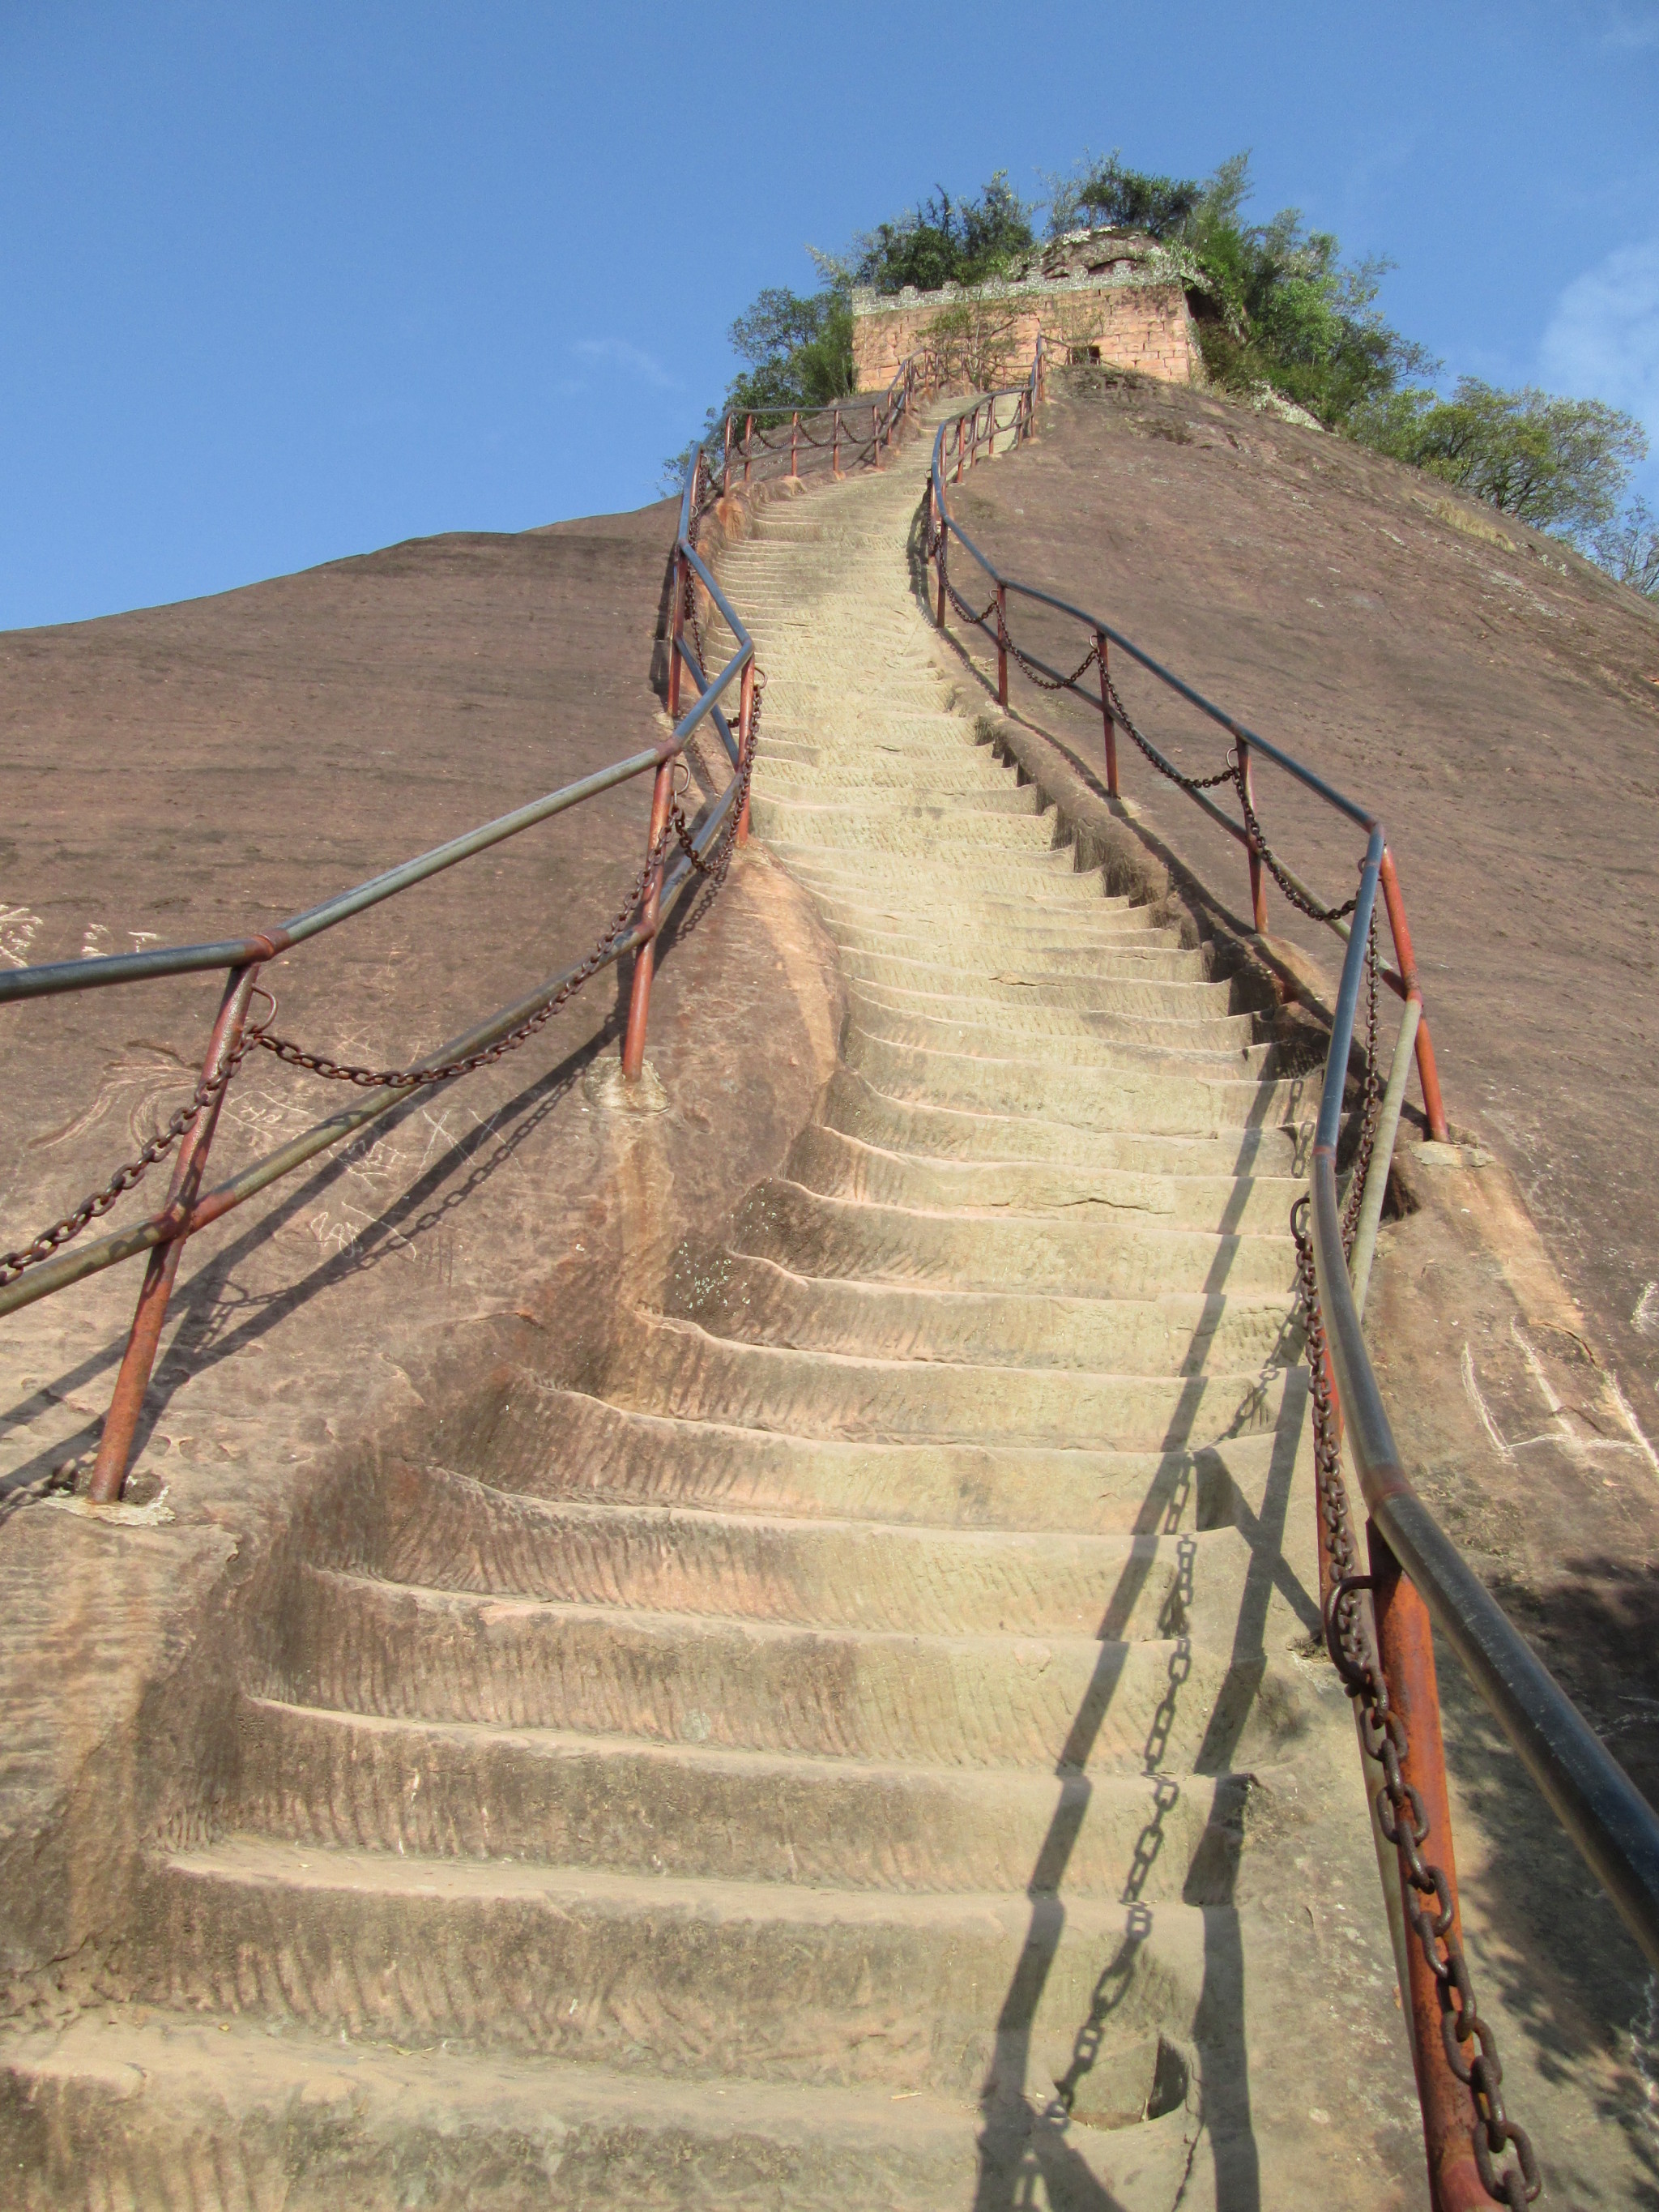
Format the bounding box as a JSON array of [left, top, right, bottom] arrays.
[[0, 322, 950, 1508], [0, 445, 762, 1497], [928, 348, 1659, 2201]]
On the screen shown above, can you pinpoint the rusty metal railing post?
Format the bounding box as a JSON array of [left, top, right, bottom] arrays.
[[936, 523, 948, 631], [723, 415, 732, 497], [87, 963, 262, 1502], [621, 759, 676, 1082], [667, 549, 686, 720], [736, 657, 755, 846], [1095, 631, 1120, 798], [1239, 737, 1268, 932], [742, 414, 753, 485], [790, 411, 799, 478], [832, 408, 842, 478], [995, 583, 1008, 706], [1368, 1521, 1492, 2212], [1379, 847, 1450, 1142]]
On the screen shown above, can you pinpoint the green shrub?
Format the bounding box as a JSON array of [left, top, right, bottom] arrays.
[[1352, 378, 1648, 540]]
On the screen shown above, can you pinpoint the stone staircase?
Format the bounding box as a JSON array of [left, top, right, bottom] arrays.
[[2, 437, 1398, 2209]]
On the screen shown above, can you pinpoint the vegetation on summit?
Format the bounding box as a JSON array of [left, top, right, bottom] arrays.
[[678, 153, 1653, 594]]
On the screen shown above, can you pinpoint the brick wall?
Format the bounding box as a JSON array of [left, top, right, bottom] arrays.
[[851, 282, 1201, 392]]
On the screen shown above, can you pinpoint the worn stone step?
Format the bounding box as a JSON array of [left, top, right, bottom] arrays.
[[820, 1066, 1312, 1176], [846, 1027, 1315, 1133], [754, 758, 1014, 797], [836, 952, 1233, 1014], [815, 905, 1184, 959], [665, 1250, 1299, 1374], [757, 803, 1064, 859], [778, 844, 1094, 892], [356, 1456, 1262, 1638], [847, 993, 1272, 1075], [271, 1567, 1304, 1774], [134, 1837, 1222, 2102], [232, 1695, 1249, 1900], [2, 2011, 1213, 2212], [830, 929, 1207, 988], [849, 977, 1257, 1056], [758, 809, 1064, 851], [786, 1122, 1304, 1235], [729, 1179, 1298, 1298], [441, 1386, 1286, 1537], [613, 1313, 1291, 1450]]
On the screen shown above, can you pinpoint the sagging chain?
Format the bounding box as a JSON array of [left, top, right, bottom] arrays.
[[0, 1010, 267, 1287], [925, 533, 1360, 924], [1003, 623, 1101, 695], [253, 822, 675, 1091], [1290, 997, 1539, 2204], [670, 673, 761, 885], [3, 473, 761, 1284]]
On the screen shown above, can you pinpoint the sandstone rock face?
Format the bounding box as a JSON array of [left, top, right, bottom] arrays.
[[1, 416, 1428, 2206]]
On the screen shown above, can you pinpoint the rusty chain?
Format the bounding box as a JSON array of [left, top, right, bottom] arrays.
[[1003, 621, 1101, 695], [930, 412, 1535, 2201], [0, 1023, 263, 1286], [252, 822, 670, 1091], [7, 673, 761, 1258], [1290, 1036, 1539, 2204]]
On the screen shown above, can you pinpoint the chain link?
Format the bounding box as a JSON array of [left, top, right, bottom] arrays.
[[0, 1031, 260, 1287], [932, 423, 1535, 2202], [6, 606, 761, 1262], [1291, 1138, 1540, 2204]]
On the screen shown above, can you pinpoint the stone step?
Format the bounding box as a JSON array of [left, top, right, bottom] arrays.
[[786, 1122, 1304, 1234], [268, 1569, 1306, 1777], [730, 1177, 1298, 1300], [848, 978, 1257, 1056], [232, 1695, 1247, 1900], [753, 784, 1049, 826], [728, 1177, 1296, 1299], [665, 1250, 1300, 1373], [754, 758, 1014, 797], [440, 1387, 1284, 1536], [755, 807, 1064, 858], [812, 899, 1184, 953], [132, 1837, 1222, 2103], [821, 1065, 1311, 1174], [836, 953, 1234, 1014], [613, 1313, 1294, 1449], [2, 2012, 1211, 2212], [828, 925, 1207, 984], [778, 844, 1094, 891], [355, 1456, 1260, 1639], [846, 996, 1273, 1076], [846, 1027, 1315, 1133]]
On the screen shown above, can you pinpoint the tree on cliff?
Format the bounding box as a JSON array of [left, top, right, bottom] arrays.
[[845, 173, 1035, 294], [1354, 378, 1648, 541]]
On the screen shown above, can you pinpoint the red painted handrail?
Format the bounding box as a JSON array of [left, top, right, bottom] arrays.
[[0, 355, 948, 1501], [930, 340, 1659, 2210]]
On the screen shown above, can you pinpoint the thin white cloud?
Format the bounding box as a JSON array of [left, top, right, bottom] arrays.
[[570, 337, 679, 391], [1600, 6, 1659, 49], [1540, 238, 1659, 442]]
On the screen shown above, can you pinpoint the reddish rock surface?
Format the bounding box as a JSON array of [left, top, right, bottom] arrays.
[[941, 365, 1659, 1440]]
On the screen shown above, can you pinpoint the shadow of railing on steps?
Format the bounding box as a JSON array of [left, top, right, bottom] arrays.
[[928, 345, 1659, 2209]]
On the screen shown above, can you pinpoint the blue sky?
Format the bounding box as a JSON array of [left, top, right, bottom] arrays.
[[2, 1, 1656, 630]]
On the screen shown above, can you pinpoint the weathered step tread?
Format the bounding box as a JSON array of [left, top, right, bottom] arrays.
[[460, 1386, 1284, 1534], [0, 2010, 1208, 2212], [277, 1565, 1298, 1772], [144, 1835, 1218, 2098], [233, 1695, 1251, 1898]]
